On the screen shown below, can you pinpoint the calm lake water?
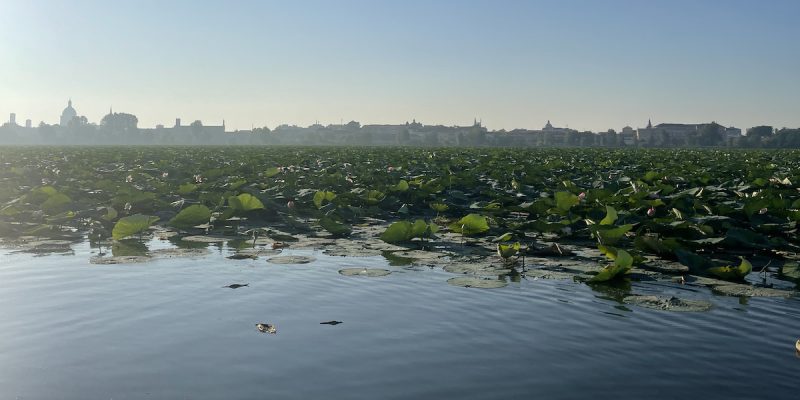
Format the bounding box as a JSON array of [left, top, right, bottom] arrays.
[[1, 239, 798, 400]]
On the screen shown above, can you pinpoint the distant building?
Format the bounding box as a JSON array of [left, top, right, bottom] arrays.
[[60, 99, 77, 126], [25, 119, 31, 128], [9, 113, 16, 125]]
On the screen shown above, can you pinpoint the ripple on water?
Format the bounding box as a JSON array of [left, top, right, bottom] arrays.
[[0, 241, 799, 400]]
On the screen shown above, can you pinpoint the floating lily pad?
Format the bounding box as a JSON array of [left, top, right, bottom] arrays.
[[151, 248, 210, 258], [89, 255, 151, 264], [267, 255, 316, 264], [623, 295, 713, 312], [447, 276, 507, 289], [524, 269, 575, 280], [324, 246, 383, 257], [181, 235, 232, 243], [338, 268, 391, 277], [442, 262, 512, 276], [711, 284, 795, 298]]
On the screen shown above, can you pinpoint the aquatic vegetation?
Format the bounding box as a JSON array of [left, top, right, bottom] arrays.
[[1, 146, 799, 292]]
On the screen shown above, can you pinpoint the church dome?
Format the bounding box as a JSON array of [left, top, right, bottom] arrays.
[[60, 99, 77, 125]]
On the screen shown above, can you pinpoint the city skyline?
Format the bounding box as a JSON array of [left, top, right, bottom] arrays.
[[1, 0, 799, 131]]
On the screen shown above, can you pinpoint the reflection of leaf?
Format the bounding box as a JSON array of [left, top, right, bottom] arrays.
[[228, 193, 264, 212], [448, 214, 490, 236], [112, 239, 148, 257], [112, 214, 159, 240], [708, 257, 752, 281], [169, 204, 212, 229]]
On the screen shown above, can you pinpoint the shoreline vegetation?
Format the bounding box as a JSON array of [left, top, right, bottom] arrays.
[[1, 147, 798, 304]]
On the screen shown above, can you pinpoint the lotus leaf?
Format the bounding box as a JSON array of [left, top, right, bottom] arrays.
[[380, 221, 413, 243], [554, 191, 579, 212], [169, 204, 212, 229], [599, 205, 618, 225], [708, 257, 752, 281], [228, 193, 264, 212], [448, 214, 490, 236], [390, 180, 409, 192], [497, 242, 520, 259], [590, 249, 633, 282], [112, 214, 159, 240], [313, 190, 336, 208]]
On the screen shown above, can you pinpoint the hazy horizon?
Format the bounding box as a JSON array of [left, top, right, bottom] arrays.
[[2, 0, 799, 132]]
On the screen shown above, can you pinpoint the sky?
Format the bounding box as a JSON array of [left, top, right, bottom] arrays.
[[0, 0, 798, 132]]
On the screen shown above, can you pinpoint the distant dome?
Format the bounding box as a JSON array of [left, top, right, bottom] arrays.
[[60, 99, 77, 126]]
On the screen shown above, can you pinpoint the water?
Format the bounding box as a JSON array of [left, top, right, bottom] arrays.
[[1, 240, 798, 400]]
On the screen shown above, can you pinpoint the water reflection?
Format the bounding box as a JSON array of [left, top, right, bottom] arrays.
[[112, 239, 148, 257]]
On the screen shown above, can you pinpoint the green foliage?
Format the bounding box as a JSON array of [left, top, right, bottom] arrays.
[[264, 167, 281, 178], [112, 214, 159, 240], [380, 219, 437, 243], [599, 206, 618, 225], [448, 214, 490, 236], [169, 204, 212, 229], [591, 248, 633, 282], [228, 193, 264, 212], [178, 183, 198, 195], [708, 257, 752, 281], [497, 242, 520, 259], [313, 190, 336, 208], [554, 191, 579, 213]]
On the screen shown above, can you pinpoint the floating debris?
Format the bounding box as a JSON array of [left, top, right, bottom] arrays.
[[338, 268, 391, 277], [320, 321, 343, 325], [223, 283, 249, 289], [446, 276, 507, 289], [267, 255, 316, 265], [623, 295, 713, 312], [255, 323, 276, 334]]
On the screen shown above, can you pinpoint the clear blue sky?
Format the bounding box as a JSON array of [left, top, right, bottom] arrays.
[[1, 0, 798, 131]]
